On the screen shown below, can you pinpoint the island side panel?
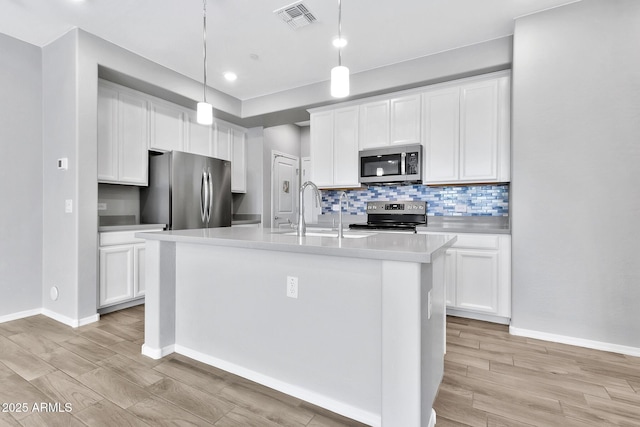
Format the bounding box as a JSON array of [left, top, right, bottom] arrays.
[[380, 259, 445, 427], [173, 243, 384, 424], [142, 239, 176, 359], [422, 255, 445, 427]]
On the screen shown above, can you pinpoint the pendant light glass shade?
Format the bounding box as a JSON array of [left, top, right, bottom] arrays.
[[197, 102, 213, 125], [331, 0, 349, 98], [196, 0, 214, 125], [331, 65, 350, 98]]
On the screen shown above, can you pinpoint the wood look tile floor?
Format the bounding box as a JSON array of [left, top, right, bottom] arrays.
[[0, 306, 368, 427], [1, 308, 639, 426], [435, 317, 640, 426]]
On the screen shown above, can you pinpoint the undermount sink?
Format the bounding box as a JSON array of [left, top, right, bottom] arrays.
[[281, 230, 375, 239]]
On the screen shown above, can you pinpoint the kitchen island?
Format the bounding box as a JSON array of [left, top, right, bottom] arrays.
[[137, 227, 455, 427]]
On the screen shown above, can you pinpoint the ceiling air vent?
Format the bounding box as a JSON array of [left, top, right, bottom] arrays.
[[274, 1, 317, 30]]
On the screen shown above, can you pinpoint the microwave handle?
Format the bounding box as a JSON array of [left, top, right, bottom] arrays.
[[401, 152, 406, 175]]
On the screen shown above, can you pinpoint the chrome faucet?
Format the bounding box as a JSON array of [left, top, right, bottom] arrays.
[[338, 191, 350, 239], [298, 181, 321, 237]]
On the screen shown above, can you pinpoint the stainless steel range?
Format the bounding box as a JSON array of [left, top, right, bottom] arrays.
[[349, 201, 427, 233]]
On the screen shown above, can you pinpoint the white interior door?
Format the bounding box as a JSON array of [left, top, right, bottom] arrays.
[[272, 152, 299, 229]]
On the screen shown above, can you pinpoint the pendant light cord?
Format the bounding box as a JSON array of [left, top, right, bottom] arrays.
[[202, 0, 208, 103], [337, 0, 342, 66]]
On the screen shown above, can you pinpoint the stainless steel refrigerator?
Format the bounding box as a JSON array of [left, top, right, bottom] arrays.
[[141, 151, 232, 230]]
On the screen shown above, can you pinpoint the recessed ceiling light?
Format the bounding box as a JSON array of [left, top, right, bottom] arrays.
[[223, 72, 237, 82], [332, 37, 348, 48]]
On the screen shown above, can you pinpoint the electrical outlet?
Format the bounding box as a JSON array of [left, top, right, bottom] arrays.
[[332, 204, 340, 211], [97, 203, 107, 211], [427, 290, 432, 320], [454, 204, 467, 213], [65, 199, 73, 213], [287, 276, 298, 299]]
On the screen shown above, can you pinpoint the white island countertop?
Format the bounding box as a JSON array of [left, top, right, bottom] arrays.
[[138, 227, 455, 264]]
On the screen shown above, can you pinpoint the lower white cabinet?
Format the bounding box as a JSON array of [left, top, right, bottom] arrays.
[[420, 231, 511, 323], [98, 229, 162, 308]]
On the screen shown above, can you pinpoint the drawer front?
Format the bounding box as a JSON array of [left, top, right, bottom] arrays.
[[99, 229, 163, 246], [452, 234, 500, 250]]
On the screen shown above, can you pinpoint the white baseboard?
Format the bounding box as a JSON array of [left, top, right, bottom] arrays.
[[429, 409, 436, 427], [41, 309, 82, 328], [0, 308, 42, 324], [509, 326, 640, 358], [78, 314, 100, 327], [141, 343, 175, 360], [175, 344, 381, 427], [447, 308, 510, 325], [1, 308, 100, 329]]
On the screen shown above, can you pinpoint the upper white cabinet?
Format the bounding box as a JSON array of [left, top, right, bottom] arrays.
[[149, 100, 185, 153], [310, 106, 360, 188], [359, 100, 390, 149], [97, 80, 249, 193], [358, 94, 421, 149], [98, 82, 149, 186], [311, 71, 510, 186], [213, 120, 247, 193], [184, 110, 213, 157], [214, 122, 232, 161], [231, 128, 247, 193], [423, 73, 510, 184], [390, 94, 421, 145]]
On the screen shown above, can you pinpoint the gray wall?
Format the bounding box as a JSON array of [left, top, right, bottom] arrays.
[[511, 0, 640, 348], [42, 32, 80, 320], [262, 125, 302, 228], [0, 34, 42, 317]]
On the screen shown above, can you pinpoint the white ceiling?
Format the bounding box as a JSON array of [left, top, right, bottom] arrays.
[[1, 0, 578, 101]]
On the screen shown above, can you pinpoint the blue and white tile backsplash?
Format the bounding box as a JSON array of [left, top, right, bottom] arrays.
[[321, 184, 509, 216]]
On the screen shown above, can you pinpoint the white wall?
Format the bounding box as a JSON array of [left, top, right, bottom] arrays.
[[0, 34, 42, 318], [511, 0, 640, 349], [262, 125, 302, 228]]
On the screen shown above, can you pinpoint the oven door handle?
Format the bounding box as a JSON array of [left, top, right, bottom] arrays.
[[401, 152, 406, 175]]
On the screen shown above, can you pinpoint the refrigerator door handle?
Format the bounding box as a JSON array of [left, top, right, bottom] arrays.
[[207, 169, 214, 224], [200, 169, 208, 224]]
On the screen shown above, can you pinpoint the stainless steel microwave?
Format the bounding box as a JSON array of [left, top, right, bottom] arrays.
[[359, 144, 422, 185]]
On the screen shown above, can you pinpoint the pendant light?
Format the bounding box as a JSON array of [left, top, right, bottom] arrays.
[[197, 0, 213, 125], [330, 0, 349, 98]]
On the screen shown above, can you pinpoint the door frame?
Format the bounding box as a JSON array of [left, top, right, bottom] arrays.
[[270, 150, 300, 229]]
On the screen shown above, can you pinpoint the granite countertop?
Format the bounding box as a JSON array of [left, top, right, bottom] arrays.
[[137, 227, 456, 264], [418, 216, 510, 235]]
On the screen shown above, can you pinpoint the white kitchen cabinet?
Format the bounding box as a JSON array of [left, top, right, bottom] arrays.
[[419, 231, 511, 324], [97, 82, 149, 186], [309, 106, 360, 188], [214, 122, 232, 161], [98, 228, 162, 308], [231, 128, 247, 193], [99, 245, 134, 307], [423, 72, 510, 184], [390, 93, 421, 145], [184, 111, 213, 157], [359, 100, 390, 149], [133, 244, 146, 298], [423, 87, 460, 183], [150, 100, 185, 152], [358, 94, 421, 149]]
